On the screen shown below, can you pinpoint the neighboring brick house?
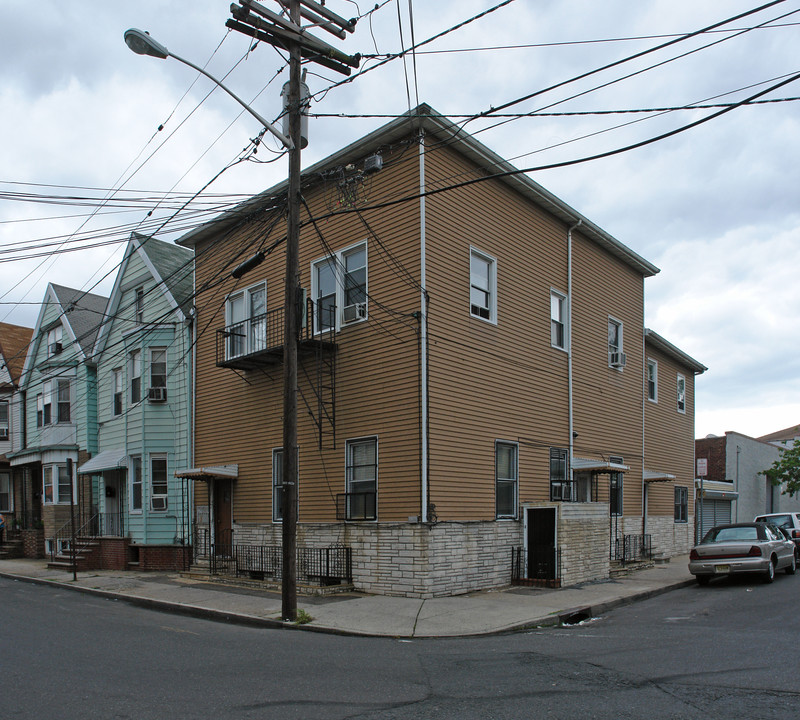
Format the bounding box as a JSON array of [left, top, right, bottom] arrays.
[[695, 431, 800, 538], [177, 105, 704, 597], [1, 322, 34, 539], [7, 284, 107, 557], [76, 233, 194, 571]]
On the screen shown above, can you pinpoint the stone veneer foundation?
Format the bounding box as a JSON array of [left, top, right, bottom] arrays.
[[225, 506, 691, 598]]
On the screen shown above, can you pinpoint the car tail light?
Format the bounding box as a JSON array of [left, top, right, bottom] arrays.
[[689, 549, 700, 560], [792, 530, 800, 539], [748, 545, 762, 557]]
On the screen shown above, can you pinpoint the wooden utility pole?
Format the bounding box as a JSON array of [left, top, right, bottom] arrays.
[[281, 0, 301, 622]]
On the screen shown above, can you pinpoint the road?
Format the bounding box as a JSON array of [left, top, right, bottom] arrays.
[[2, 573, 798, 719]]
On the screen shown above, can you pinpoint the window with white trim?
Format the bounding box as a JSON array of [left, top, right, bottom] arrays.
[[677, 373, 686, 413], [674, 486, 688, 523], [150, 455, 168, 511], [470, 248, 497, 323], [47, 325, 63, 357], [113, 369, 123, 416], [550, 290, 567, 349], [608, 317, 623, 366], [0, 400, 8, 441], [130, 456, 142, 512], [43, 465, 73, 505], [37, 379, 70, 426], [549, 447, 570, 501], [495, 441, 518, 519], [345, 437, 377, 520], [135, 287, 145, 325], [150, 348, 167, 391], [225, 282, 267, 359], [0, 472, 11, 512], [56, 379, 70, 423], [130, 350, 141, 404], [647, 358, 658, 402], [312, 242, 368, 333]]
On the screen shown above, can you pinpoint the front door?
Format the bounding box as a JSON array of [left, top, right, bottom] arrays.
[[212, 479, 232, 553], [526, 507, 557, 581]]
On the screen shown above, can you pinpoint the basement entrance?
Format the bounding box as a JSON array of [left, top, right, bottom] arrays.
[[525, 507, 558, 582]]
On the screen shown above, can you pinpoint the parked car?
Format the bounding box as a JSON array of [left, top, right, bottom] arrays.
[[689, 522, 796, 585], [754, 513, 800, 556]]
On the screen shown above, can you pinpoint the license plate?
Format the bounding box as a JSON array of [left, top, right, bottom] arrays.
[[714, 565, 730, 573]]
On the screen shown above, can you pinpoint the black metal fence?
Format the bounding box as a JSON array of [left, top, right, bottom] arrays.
[[613, 534, 652, 564], [511, 546, 562, 586], [207, 543, 352, 586]]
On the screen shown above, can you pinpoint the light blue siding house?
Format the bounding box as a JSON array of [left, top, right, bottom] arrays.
[[79, 233, 194, 570], [8, 284, 107, 557]]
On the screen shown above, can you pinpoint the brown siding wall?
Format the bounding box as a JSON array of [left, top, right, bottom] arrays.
[[644, 345, 698, 518], [423, 142, 573, 520], [571, 234, 645, 517], [191, 142, 423, 524]]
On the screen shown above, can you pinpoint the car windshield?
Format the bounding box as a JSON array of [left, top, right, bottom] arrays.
[[703, 526, 759, 543], [756, 514, 791, 528]]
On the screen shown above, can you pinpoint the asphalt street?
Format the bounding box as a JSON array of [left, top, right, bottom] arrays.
[[2, 572, 798, 719]]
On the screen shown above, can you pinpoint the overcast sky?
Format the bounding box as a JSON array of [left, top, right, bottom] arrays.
[[1, 1, 798, 440]]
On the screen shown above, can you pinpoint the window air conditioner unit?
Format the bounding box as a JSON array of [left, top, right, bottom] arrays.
[[609, 352, 627, 368], [49, 342, 63, 355], [151, 496, 167, 511], [148, 387, 167, 403], [343, 303, 367, 323]]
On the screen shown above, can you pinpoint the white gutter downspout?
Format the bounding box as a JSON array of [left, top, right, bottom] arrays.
[[567, 220, 581, 481], [419, 129, 429, 523]]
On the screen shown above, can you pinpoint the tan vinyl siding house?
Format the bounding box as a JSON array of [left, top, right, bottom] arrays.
[[178, 105, 704, 597]]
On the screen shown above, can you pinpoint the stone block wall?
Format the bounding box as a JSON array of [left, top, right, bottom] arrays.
[[558, 503, 610, 586], [648, 514, 694, 558]]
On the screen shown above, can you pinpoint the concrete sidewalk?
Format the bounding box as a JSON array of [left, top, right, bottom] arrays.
[[0, 557, 694, 637]]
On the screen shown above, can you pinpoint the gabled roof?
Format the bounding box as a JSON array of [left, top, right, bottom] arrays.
[[758, 424, 800, 444], [93, 233, 194, 357], [20, 283, 108, 384], [645, 329, 707, 374], [176, 104, 660, 278], [0, 322, 34, 388]]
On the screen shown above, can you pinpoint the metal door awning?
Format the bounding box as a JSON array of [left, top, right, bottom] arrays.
[[573, 457, 629, 473], [78, 449, 129, 474], [174, 464, 239, 481], [643, 469, 676, 483]]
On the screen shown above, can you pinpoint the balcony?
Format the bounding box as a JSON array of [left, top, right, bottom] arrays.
[[216, 299, 336, 371]]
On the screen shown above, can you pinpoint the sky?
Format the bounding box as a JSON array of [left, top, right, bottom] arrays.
[[1, 0, 798, 440]]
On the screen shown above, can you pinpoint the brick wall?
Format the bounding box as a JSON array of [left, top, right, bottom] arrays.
[[138, 544, 190, 571], [20, 528, 45, 558]]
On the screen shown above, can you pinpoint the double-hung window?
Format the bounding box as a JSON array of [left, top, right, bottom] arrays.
[[130, 350, 141, 404], [674, 486, 688, 523], [470, 248, 497, 323], [56, 379, 70, 423], [312, 242, 368, 333], [608, 317, 624, 367], [112, 369, 123, 416], [495, 441, 518, 519], [130, 456, 143, 512], [225, 282, 267, 359], [43, 465, 72, 504], [0, 472, 11, 512], [550, 291, 567, 349], [135, 287, 145, 325], [150, 348, 167, 397], [0, 400, 8, 441], [47, 325, 63, 357], [38, 379, 70, 426], [549, 447, 569, 501], [150, 455, 168, 511], [647, 359, 658, 402], [677, 374, 686, 413], [345, 437, 377, 520]]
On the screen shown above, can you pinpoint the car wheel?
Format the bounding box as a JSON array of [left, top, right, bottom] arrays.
[[764, 558, 776, 583], [786, 554, 797, 576], [696, 575, 710, 586]]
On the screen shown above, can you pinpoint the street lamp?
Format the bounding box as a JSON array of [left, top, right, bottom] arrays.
[[124, 22, 302, 621], [123, 28, 293, 150]]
